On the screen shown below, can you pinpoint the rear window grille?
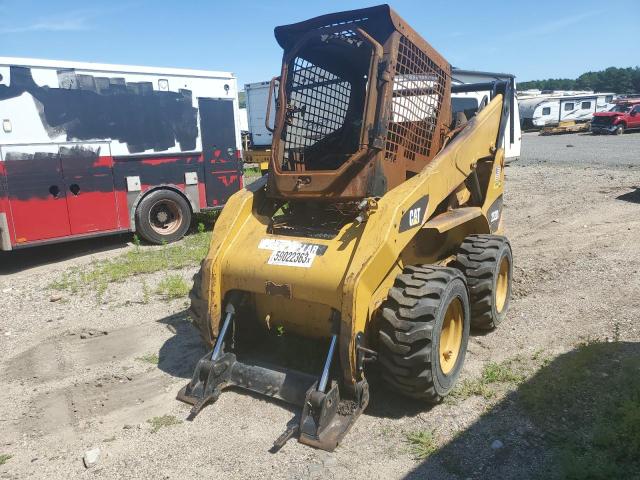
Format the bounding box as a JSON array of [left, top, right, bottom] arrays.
[[385, 36, 447, 163]]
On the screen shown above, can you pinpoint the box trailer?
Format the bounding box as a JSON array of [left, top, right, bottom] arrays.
[[242, 81, 276, 170], [0, 57, 243, 250], [245, 81, 275, 148]]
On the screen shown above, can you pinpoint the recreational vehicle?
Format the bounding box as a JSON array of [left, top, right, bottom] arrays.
[[519, 92, 615, 130]]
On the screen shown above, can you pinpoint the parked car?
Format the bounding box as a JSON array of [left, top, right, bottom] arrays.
[[591, 100, 640, 135]]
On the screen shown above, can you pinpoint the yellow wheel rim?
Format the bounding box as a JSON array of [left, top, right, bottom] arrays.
[[439, 297, 464, 375], [495, 256, 510, 313]]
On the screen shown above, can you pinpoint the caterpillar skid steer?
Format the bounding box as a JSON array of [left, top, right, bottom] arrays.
[[179, 4, 513, 451]]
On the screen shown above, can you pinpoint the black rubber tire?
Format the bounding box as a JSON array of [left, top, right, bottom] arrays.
[[377, 265, 470, 402], [615, 124, 625, 135], [455, 234, 513, 330], [188, 264, 213, 347], [135, 189, 191, 244]]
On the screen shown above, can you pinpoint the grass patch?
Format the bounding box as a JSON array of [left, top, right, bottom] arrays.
[[193, 212, 219, 231], [147, 415, 182, 433], [48, 231, 211, 296], [136, 353, 159, 365], [449, 358, 528, 402], [0, 454, 12, 465], [156, 274, 190, 299], [244, 166, 262, 176], [243, 167, 265, 187], [482, 360, 526, 384], [449, 378, 496, 401], [405, 430, 438, 460], [141, 280, 151, 304], [519, 341, 640, 479]]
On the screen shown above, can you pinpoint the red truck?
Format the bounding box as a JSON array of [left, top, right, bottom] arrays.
[[591, 99, 640, 135]]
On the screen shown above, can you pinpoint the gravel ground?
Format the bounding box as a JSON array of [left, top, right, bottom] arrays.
[[0, 131, 639, 479], [520, 130, 640, 166]]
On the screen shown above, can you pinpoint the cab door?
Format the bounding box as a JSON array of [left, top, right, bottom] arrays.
[[59, 142, 119, 235], [2, 144, 71, 244]]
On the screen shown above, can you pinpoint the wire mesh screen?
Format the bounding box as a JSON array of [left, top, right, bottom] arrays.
[[282, 55, 352, 167], [385, 36, 448, 164]]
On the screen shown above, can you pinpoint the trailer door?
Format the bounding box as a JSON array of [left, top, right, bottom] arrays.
[[59, 143, 119, 235], [198, 98, 242, 207], [2, 144, 71, 244]]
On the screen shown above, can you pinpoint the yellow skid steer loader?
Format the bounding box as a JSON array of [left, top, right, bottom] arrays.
[[179, 4, 513, 451]]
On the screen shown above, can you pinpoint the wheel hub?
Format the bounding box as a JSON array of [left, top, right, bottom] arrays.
[[439, 297, 463, 375], [156, 210, 169, 223], [495, 256, 510, 313], [149, 199, 183, 235]]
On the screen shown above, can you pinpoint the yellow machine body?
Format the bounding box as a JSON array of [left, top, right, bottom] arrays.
[[198, 94, 506, 388]]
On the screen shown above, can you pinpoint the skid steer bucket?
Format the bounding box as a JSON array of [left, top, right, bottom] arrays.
[[178, 303, 369, 451]]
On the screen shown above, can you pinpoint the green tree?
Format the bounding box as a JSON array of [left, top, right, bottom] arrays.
[[519, 67, 640, 94]]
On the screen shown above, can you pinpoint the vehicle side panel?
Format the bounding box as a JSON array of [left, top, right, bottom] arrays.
[[0, 60, 242, 249]]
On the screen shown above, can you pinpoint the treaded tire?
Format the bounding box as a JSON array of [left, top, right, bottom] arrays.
[[455, 234, 512, 330], [377, 265, 470, 402], [135, 189, 191, 244], [188, 264, 214, 347]]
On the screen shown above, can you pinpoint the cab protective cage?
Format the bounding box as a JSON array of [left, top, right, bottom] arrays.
[[265, 4, 453, 200]]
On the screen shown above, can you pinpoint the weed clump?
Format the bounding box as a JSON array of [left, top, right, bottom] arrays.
[[147, 415, 182, 433], [405, 431, 437, 459]]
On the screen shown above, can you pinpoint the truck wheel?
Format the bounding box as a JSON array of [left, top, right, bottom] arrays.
[[189, 264, 214, 347], [135, 189, 191, 244], [377, 266, 470, 402], [615, 124, 625, 135], [455, 234, 512, 330]]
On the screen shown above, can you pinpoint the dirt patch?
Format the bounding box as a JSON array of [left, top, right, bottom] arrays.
[[0, 133, 639, 479]]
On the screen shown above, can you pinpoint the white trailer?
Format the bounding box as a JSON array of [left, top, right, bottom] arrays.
[[451, 69, 521, 163], [0, 57, 244, 249], [245, 81, 275, 148], [0, 57, 242, 156], [519, 92, 615, 129]]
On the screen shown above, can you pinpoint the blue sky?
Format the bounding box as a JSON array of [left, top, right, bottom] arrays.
[[1, 0, 638, 87]]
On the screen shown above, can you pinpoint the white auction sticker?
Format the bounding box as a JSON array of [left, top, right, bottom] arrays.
[[258, 238, 325, 268]]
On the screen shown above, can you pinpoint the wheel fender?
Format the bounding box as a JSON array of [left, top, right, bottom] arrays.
[[128, 184, 194, 232]]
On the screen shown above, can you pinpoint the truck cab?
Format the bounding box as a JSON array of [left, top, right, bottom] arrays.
[[591, 100, 640, 135]]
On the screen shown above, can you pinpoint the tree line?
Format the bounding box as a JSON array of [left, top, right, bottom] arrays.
[[518, 67, 640, 94]]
